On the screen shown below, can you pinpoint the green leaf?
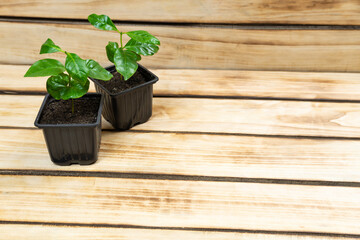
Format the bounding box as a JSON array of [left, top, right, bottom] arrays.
[[113, 49, 138, 80], [126, 30, 160, 45], [86, 59, 113, 81], [134, 53, 141, 61], [65, 52, 89, 84], [125, 39, 159, 56], [105, 41, 119, 63], [40, 38, 63, 54], [88, 14, 118, 32], [47, 73, 89, 100], [46, 73, 70, 100], [24, 59, 65, 77]]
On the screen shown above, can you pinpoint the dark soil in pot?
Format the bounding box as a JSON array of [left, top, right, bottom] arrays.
[[39, 97, 100, 124], [35, 93, 104, 166], [96, 71, 147, 94]]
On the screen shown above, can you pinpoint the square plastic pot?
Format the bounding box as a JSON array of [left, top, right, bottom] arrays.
[[34, 93, 104, 166], [90, 64, 158, 130]]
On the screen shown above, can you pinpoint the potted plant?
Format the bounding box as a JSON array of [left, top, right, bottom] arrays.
[[24, 38, 112, 165], [87, 14, 160, 130]]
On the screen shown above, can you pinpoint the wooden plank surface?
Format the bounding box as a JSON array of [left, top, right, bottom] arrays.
[[0, 224, 352, 240], [3, 64, 360, 100], [1, 128, 360, 182], [2, 95, 360, 137], [1, 22, 360, 72], [1, 175, 360, 235], [0, 0, 360, 25]]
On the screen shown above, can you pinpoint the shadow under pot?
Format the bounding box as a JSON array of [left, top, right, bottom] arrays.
[[34, 93, 104, 166], [89, 64, 159, 130]]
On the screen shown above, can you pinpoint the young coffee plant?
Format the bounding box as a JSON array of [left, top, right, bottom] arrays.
[[24, 38, 112, 113], [88, 14, 160, 80]]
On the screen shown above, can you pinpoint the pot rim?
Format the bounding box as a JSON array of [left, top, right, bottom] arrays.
[[34, 92, 104, 128]]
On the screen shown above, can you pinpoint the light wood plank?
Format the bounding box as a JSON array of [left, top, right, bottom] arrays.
[[0, 224, 353, 240], [0, 175, 360, 234], [0, 0, 359, 25], [2, 95, 360, 137], [1, 21, 360, 72], [1, 128, 360, 182], [3, 64, 360, 100]]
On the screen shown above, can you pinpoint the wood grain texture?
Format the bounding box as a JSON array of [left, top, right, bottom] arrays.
[[2, 95, 360, 137], [3, 64, 360, 100], [1, 128, 360, 182], [0, 0, 360, 25], [1, 21, 360, 72], [1, 175, 360, 234], [0, 224, 354, 240]]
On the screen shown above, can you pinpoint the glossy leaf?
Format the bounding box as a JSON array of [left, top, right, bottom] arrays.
[[134, 53, 141, 61], [65, 52, 89, 84], [47, 73, 89, 100], [46, 73, 70, 100], [24, 59, 65, 77], [88, 14, 118, 32], [105, 41, 119, 63], [125, 39, 159, 56], [113, 49, 138, 80], [126, 30, 160, 45], [86, 59, 112, 81], [40, 38, 63, 54]]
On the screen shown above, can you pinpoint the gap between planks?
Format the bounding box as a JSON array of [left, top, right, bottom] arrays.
[[5, 91, 360, 104], [2, 16, 360, 30], [1, 170, 360, 188], [0, 222, 359, 239], [1, 0, 360, 25]]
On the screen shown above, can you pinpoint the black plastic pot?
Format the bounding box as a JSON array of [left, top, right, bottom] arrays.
[[34, 93, 104, 166], [90, 64, 158, 130]]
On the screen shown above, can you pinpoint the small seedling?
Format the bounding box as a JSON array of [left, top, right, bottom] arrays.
[[24, 38, 112, 113], [88, 14, 160, 80]]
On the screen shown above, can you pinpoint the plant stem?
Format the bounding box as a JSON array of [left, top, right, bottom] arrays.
[[68, 76, 75, 115], [71, 99, 74, 114], [120, 32, 123, 48], [119, 32, 124, 80]]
